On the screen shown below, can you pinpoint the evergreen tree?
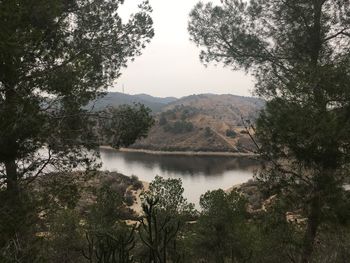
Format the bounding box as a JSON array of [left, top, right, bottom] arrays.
[[189, 1, 350, 262], [0, 0, 154, 253], [193, 189, 249, 263], [139, 176, 196, 263]]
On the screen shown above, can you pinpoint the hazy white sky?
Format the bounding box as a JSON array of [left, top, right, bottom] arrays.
[[113, 0, 254, 98]]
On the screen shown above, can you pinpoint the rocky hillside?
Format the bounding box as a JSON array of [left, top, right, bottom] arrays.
[[131, 94, 264, 153]]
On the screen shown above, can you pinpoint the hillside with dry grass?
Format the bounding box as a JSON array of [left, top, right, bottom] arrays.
[[131, 94, 264, 153]]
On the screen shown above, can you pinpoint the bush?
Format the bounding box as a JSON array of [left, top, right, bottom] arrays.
[[130, 175, 143, 190], [204, 127, 212, 137], [180, 106, 198, 120], [226, 129, 237, 138], [124, 190, 134, 207]]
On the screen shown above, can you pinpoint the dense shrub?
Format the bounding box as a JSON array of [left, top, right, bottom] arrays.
[[130, 175, 143, 190], [204, 127, 213, 137], [124, 190, 134, 207], [225, 129, 237, 138]]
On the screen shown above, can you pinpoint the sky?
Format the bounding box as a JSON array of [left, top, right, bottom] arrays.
[[114, 0, 254, 98]]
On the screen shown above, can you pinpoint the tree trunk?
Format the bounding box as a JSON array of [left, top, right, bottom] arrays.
[[0, 158, 21, 247], [301, 197, 320, 263], [5, 158, 19, 195]]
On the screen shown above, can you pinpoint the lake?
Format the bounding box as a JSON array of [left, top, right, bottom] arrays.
[[99, 148, 258, 207]]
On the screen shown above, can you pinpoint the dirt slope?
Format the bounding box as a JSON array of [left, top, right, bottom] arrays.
[[131, 94, 264, 153]]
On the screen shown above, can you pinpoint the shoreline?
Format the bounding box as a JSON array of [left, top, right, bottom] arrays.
[[99, 146, 257, 157]]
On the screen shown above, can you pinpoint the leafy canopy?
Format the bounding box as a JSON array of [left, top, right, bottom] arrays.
[[0, 0, 154, 184], [189, 0, 350, 261]]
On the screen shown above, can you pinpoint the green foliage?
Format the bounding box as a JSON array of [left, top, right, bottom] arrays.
[[125, 190, 135, 207], [311, 225, 350, 263], [130, 175, 143, 190], [180, 106, 198, 120], [191, 189, 250, 262], [0, 0, 154, 182], [44, 209, 85, 263], [248, 202, 303, 263], [204, 126, 212, 137], [101, 103, 155, 148], [142, 176, 196, 217], [138, 197, 182, 263], [225, 129, 237, 138], [90, 184, 124, 227], [2, 172, 350, 262], [82, 179, 137, 263], [0, 0, 154, 256], [189, 0, 350, 261], [159, 105, 198, 134], [0, 190, 42, 263], [37, 172, 82, 212], [139, 176, 197, 262], [83, 224, 136, 263]]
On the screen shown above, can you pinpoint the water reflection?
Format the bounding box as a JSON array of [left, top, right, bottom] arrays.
[[99, 148, 258, 207]]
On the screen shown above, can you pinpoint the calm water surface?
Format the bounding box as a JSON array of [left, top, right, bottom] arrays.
[[99, 148, 258, 206]]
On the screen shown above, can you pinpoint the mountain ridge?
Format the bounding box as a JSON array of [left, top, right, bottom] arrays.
[[89, 92, 177, 112]]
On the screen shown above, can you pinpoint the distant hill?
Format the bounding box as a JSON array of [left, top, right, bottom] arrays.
[[134, 94, 177, 105], [89, 92, 177, 112], [89, 92, 264, 153], [131, 94, 265, 153]]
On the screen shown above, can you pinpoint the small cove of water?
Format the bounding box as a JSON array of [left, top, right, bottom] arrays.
[[99, 148, 258, 207]]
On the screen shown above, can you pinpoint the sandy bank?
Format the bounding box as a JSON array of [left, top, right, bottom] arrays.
[[130, 181, 149, 215]]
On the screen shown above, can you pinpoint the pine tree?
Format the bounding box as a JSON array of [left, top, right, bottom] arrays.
[[0, 0, 154, 249], [189, 1, 350, 261]]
